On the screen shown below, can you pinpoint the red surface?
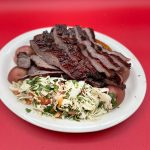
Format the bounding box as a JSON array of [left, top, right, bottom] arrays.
[[0, 1, 150, 150]]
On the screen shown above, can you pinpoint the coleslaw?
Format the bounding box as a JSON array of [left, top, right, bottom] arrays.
[[10, 76, 117, 121]]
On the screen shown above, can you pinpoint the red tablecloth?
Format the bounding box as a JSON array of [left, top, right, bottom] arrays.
[[0, 1, 150, 150]]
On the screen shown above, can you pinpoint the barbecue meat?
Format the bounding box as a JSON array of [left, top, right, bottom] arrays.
[[15, 24, 131, 89]]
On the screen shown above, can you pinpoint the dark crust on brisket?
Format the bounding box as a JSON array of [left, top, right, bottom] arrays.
[[28, 24, 131, 89], [30, 40, 76, 79], [52, 26, 102, 80]]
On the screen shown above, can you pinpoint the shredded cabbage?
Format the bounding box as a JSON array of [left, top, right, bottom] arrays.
[[10, 76, 116, 121]]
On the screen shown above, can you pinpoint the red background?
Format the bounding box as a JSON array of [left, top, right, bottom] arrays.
[[0, 0, 150, 150]]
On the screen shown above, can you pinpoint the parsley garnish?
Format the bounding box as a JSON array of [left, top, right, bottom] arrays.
[[27, 77, 40, 85], [98, 101, 105, 108], [43, 105, 55, 114], [53, 85, 59, 92], [63, 89, 71, 99], [109, 93, 118, 108], [72, 80, 78, 88], [48, 84, 59, 92], [53, 79, 58, 82], [25, 108, 32, 113]]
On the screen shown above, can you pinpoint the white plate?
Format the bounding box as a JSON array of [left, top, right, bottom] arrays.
[[0, 27, 147, 133]]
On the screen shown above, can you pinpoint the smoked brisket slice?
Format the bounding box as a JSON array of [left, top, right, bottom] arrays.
[[83, 27, 96, 42], [28, 66, 64, 77], [29, 24, 130, 88], [73, 25, 130, 84], [30, 55, 59, 70], [52, 25, 102, 80], [83, 27, 130, 62], [30, 40, 76, 79], [30, 40, 104, 82], [73, 26, 120, 71]]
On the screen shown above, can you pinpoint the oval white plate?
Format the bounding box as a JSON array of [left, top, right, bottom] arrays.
[[0, 27, 147, 133]]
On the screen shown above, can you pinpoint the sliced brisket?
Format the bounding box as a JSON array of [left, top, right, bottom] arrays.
[[52, 25, 102, 79], [83, 27, 130, 62], [73, 25, 126, 86], [80, 46, 111, 77], [30, 40, 76, 79], [30, 55, 59, 70], [28, 66, 64, 77], [28, 24, 130, 88], [83, 27, 95, 42], [102, 49, 130, 62], [73, 26, 121, 71]]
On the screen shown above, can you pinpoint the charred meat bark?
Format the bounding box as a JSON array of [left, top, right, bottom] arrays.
[[23, 24, 130, 89]]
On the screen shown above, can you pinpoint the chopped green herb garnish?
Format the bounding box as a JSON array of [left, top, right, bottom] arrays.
[[63, 89, 71, 99], [53, 85, 59, 92], [53, 79, 58, 82], [98, 101, 105, 108], [43, 105, 55, 114], [45, 85, 51, 92], [35, 90, 40, 96], [72, 80, 78, 88], [33, 99, 39, 107], [25, 108, 32, 113], [111, 99, 118, 108], [45, 93, 51, 99], [27, 77, 40, 85], [109, 93, 116, 99], [77, 95, 83, 101], [72, 115, 80, 121], [109, 93, 118, 108], [48, 84, 59, 92]]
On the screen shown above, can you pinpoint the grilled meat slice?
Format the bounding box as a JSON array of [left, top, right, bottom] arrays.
[[30, 55, 59, 70], [28, 66, 64, 77]]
